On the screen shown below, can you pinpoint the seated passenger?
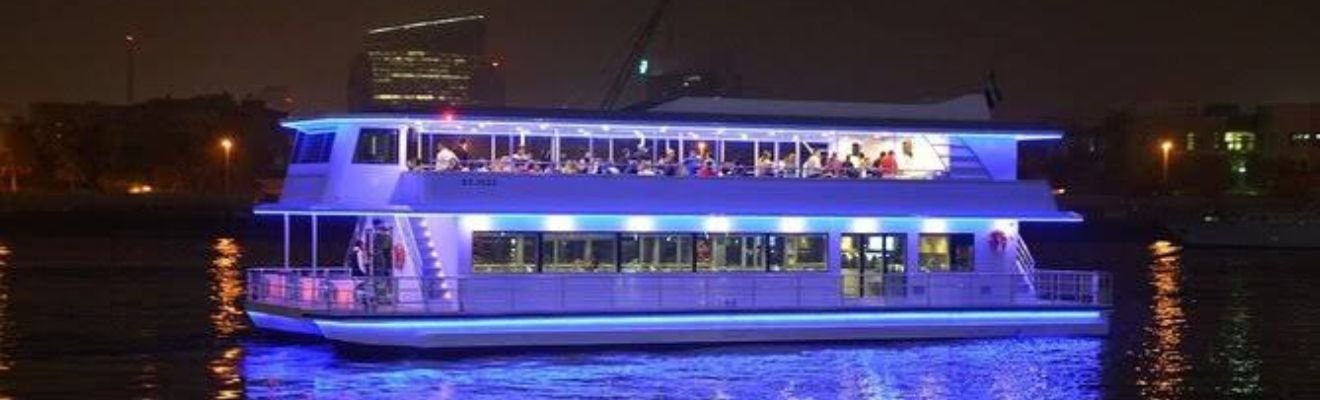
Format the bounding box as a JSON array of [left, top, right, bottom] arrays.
[[802, 151, 823, 178], [697, 160, 717, 177], [780, 152, 798, 177], [682, 149, 702, 176], [434, 144, 459, 171], [880, 150, 898, 177], [637, 161, 657, 176]]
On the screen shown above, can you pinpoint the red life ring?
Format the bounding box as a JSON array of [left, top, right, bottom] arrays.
[[392, 244, 406, 269]]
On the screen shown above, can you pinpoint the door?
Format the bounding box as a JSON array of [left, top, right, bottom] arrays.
[[842, 234, 907, 298]]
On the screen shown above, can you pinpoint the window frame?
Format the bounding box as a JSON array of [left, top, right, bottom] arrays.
[[353, 128, 401, 165], [291, 131, 335, 164]]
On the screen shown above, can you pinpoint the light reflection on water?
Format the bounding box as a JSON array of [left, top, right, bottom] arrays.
[[1136, 240, 1189, 399], [1209, 273, 1261, 397], [210, 237, 246, 399], [241, 338, 1103, 399], [0, 241, 11, 393]]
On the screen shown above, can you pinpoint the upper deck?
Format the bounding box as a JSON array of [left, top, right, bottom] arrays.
[[267, 107, 1068, 217]]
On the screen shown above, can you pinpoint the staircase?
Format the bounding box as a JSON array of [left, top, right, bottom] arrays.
[[937, 136, 993, 180], [404, 217, 457, 309], [407, 217, 442, 276], [1013, 235, 1039, 295]]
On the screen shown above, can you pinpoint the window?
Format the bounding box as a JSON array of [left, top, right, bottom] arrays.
[[353, 128, 400, 164], [621, 233, 693, 273], [1223, 131, 1255, 153], [1186, 132, 1196, 151], [697, 233, 768, 272], [292, 132, 334, 163], [768, 234, 827, 271], [918, 233, 974, 272], [541, 233, 617, 273], [472, 232, 538, 273]]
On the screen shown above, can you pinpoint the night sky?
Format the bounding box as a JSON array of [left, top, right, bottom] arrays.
[[3, 0, 1319, 121]]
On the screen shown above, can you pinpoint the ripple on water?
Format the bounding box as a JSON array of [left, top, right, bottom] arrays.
[[241, 338, 1103, 399]]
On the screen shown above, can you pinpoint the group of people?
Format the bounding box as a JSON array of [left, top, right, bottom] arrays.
[[426, 140, 910, 179], [345, 219, 398, 307]]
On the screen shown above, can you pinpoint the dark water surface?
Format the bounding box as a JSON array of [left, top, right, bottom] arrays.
[[0, 221, 1318, 399]]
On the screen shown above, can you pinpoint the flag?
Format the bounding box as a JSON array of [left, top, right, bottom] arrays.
[[983, 71, 1004, 109]]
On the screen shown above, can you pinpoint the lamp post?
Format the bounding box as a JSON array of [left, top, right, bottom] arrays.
[[220, 138, 233, 196], [1160, 140, 1173, 185]]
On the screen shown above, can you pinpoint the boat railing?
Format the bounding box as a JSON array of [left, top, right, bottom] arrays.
[[245, 268, 1111, 316], [416, 159, 962, 181]]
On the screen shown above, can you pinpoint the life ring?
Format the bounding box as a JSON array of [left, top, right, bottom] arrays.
[[989, 230, 1009, 253], [392, 244, 406, 269]]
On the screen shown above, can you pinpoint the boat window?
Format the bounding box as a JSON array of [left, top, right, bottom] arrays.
[[768, 234, 828, 271], [621, 233, 693, 273], [472, 232, 538, 273], [353, 128, 400, 164], [541, 233, 618, 273], [918, 233, 974, 272], [292, 132, 335, 164], [696, 233, 768, 272]]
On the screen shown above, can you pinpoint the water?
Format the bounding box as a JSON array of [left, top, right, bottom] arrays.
[[0, 222, 1318, 399]]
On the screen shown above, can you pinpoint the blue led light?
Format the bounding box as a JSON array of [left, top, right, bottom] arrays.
[[251, 209, 1084, 223], [313, 310, 1104, 331], [248, 310, 324, 336], [282, 117, 1063, 141]]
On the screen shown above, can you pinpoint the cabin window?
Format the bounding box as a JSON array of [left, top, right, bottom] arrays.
[[696, 233, 768, 272], [768, 234, 828, 271], [621, 233, 694, 273], [353, 128, 400, 164], [918, 233, 974, 272], [540, 233, 618, 273], [472, 232, 538, 273], [292, 132, 334, 164]]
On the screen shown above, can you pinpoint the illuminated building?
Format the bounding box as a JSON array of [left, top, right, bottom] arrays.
[[347, 15, 503, 112]]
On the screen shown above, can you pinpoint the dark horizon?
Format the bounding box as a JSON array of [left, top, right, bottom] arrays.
[[3, 0, 1320, 121]]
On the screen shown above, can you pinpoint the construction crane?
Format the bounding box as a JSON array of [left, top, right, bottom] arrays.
[[599, 0, 672, 111]]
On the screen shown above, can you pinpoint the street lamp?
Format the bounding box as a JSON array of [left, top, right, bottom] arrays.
[[1160, 140, 1173, 184], [220, 138, 234, 196]]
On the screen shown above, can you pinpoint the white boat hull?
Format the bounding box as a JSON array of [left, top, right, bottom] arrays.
[[248, 306, 1109, 349]]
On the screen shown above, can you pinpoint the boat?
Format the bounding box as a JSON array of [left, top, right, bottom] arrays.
[[245, 99, 1111, 349], [1168, 211, 1320, 249]]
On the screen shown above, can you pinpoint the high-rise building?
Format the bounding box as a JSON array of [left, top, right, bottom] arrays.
[[348, 15, 503, 112]]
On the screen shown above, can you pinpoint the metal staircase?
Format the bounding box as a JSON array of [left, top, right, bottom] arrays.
[[935, 136, 993, 180], [1013, 235, 1038, 294], [404, 217, 457, 308]]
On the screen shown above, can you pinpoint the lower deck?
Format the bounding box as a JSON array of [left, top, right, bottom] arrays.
[[245, 268, 1110, 348]]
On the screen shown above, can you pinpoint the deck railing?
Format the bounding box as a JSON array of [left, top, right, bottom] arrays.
[[245, 268, 1110, 316], [418, 160, 963, 180]]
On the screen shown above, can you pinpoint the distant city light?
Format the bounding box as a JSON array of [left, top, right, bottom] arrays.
[[637, 59, 650, 75]]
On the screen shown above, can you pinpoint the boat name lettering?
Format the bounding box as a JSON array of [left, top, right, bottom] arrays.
[[460, 177, 498, 187]]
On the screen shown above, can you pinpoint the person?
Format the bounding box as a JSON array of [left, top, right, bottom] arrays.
[[846, 143, 869, 178], [802, 150, 823, 178], [660, 148, 678, 176], [434, 144, 459, 171], [781, 152, 798, 177], [370, 220, 394, 304], [880, 150, 899, 177], [755, 151, 774, 177], [637, 161, 657, 176], [454, 138, 471, 162], [512, 145, 532, 171], [826, 152, 843, 177], [697, 159, 717, 177], [346, 240, 367, 277], [683, 149, 702, 176]]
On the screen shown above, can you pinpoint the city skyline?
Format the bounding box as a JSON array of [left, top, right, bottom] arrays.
[[3, 0, 1320, 121]]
